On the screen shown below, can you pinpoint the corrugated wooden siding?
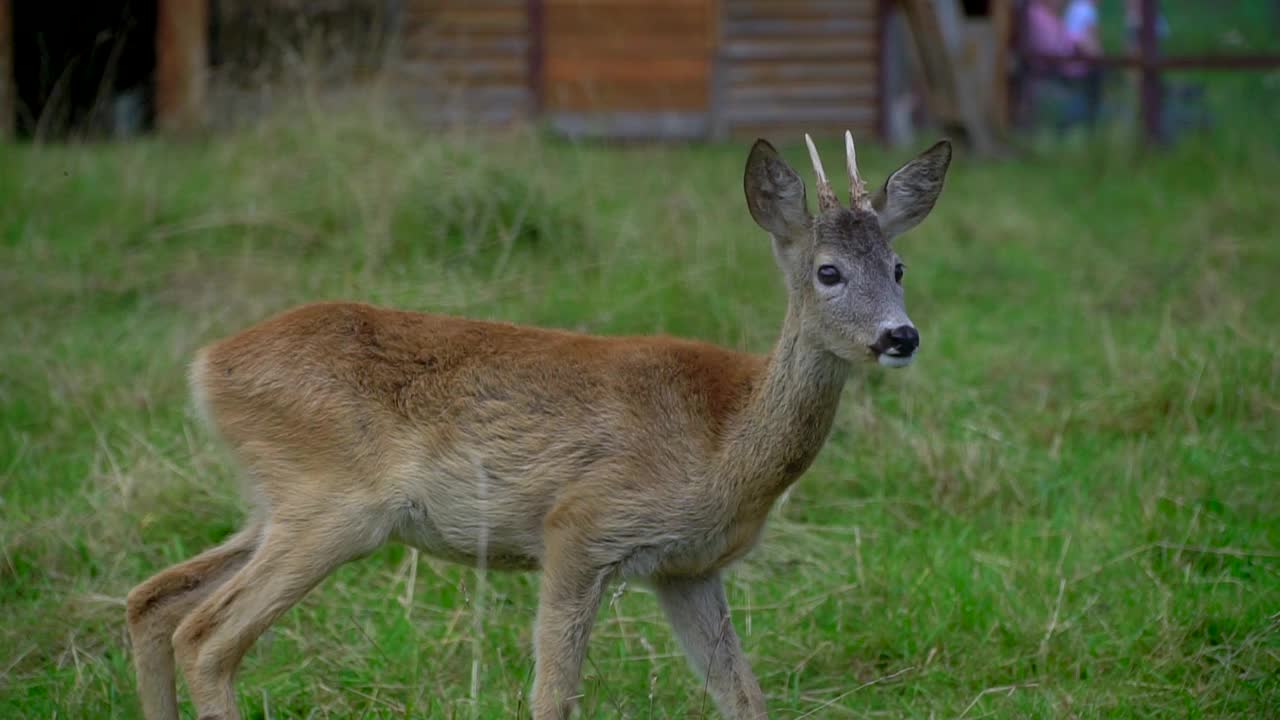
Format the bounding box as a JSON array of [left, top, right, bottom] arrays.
[[544, 0, 716, 138], [719, 0, 879, 139], [388, 0, 881, 138], [397, 0, 531, 126]]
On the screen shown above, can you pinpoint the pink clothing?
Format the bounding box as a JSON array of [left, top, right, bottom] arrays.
[[1062, 0, 1099, 77], [1026, 2, 1089, 78], [1026, 3, 1074, 60]]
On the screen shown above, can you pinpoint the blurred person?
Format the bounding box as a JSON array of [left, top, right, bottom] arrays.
[[1064, 0, 1100, 59], [1025, 0, 1074, 64], [1021, 0, 1096, 132], [1062, 0, 1102, 127]]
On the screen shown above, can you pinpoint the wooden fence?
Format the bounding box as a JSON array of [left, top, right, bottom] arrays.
[[1017, 0, 1280, 145]]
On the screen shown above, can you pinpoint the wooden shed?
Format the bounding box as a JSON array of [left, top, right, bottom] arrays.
[[1, 0, 887, 139], [399, 0, 883, 139]]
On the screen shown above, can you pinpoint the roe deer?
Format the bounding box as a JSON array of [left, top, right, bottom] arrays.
[[126, 132, 951, 720]]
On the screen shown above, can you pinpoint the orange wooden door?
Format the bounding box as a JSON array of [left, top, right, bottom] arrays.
[[544, 0, 716, 138]]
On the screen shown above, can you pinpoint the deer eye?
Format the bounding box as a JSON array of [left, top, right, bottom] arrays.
[[816, 265, 843, 286], [894, 263, 905, 284]]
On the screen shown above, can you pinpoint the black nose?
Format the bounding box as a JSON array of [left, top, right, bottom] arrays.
[[884, 325, 919, 355]]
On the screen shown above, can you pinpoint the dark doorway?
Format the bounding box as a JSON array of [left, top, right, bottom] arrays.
[[12, 0, 157, 139]]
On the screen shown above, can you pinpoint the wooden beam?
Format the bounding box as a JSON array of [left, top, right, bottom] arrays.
[[898, 0, 958, 122], [900, 0, 997, 153], [1021, 52, 1280, 71], [156, 0, 208, 132]]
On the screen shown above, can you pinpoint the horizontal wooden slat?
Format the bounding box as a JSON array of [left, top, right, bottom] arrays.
[[402, 0, 522, 14], [722, 37, 875, 61], [407, 0, 522, 6], [729, 122, 877, 141], [546, 7, 710, 35], [717, 0, 884, 138], [726, 83, 877, 104], [725, 0, 876, 19], [546, 32, 714, 56], [546, 57, 707, 83], [549, 111, 710, 139], [538, 0, 714, 126], [724, 18, 874, 36], [547, 80, 708, 111], [545, 0, 711, 7], [399, 57, 526, 85], [404, 34, 529, 57], [392, 0, 886, 137], [395, 0, 527, 129], [724, 60, 877, 85], [724, 105, 876, 125], [413, 85, 531, 104]]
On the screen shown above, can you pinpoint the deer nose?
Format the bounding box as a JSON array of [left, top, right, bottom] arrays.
[[883, 325, 919, 355]]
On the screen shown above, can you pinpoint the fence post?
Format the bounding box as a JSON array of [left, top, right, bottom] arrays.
[[156, 0, 209, 132], [1138, 0, 1162, 144]]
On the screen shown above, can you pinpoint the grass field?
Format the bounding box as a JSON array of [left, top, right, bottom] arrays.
[[3, 88, 1279, 719]]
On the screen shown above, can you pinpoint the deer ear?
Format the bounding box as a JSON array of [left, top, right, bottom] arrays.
[[744, 139, 809, 241], [871, 140, 951, 240]]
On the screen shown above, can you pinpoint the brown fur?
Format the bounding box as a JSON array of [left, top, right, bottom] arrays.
[[126, 136, 950, 720]]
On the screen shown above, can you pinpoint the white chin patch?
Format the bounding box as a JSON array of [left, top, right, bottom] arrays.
[[877, 353, 915, 368]]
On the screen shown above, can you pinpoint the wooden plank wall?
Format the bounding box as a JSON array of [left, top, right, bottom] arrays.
[[719, 0, 879, 140], [398, 0, 532, 125], [543, 0, 715, 138], [391, 0, 884, 140]]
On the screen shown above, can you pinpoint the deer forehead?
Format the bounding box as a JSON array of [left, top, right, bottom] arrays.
[[812, 208, 890, 260]]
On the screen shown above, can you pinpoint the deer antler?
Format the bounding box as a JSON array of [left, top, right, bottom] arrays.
[[846, 130, 869, 210], [804, 133, 841, 213]]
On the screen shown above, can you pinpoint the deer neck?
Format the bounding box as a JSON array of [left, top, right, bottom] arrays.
[[717, 301, 849, 512]]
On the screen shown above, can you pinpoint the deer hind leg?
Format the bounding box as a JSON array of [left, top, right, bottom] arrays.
[[126, 521, 264, 720], [172, 504, 389, 720]]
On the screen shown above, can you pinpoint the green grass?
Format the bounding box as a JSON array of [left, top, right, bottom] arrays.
[[2, 98, 1279, 719]]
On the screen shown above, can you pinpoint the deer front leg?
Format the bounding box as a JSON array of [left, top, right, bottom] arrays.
[[655, 572, 767, 719], [531, 539, 610, 719]]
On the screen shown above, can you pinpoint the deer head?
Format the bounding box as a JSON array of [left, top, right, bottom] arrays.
[[744, 132, 951, 368]]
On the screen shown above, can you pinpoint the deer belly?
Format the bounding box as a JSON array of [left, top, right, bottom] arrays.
[[393, 495, 542, 571]]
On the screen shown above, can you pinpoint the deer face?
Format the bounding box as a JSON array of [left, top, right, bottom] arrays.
[[744, 134, 951, 367]]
